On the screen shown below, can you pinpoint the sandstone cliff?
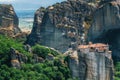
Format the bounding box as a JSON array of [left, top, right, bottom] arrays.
[[26, 0, 95, 52], [0, 4, 21, 37]]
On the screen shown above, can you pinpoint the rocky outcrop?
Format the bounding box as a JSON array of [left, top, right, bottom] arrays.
[[24, 44, 32, 53], [10, 48, 27, 68], [46, 54, 54, 60], [26, 0, 95, 52], [10, 46, 61, 68], [68, 43, 114, 80], [88, 0, 120, 62], [0, 4, 21, 37], [33, 54, 44, 63], [10, 47, 44, 68]]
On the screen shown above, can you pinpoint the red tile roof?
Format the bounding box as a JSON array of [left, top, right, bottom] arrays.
[[78, 43, 108, 49]]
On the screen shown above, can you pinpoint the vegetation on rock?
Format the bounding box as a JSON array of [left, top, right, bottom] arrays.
[[0, 35, 73, 80]]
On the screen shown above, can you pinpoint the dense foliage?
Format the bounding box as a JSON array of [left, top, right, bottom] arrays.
[[0, 35, 30, 66], [0, 61, 71, 80], [0, 35, 72, 80], [114, 62, 120, 80], [32, 44, 59, 59]]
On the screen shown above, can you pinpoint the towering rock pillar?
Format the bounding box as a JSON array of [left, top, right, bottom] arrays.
[[68, 43, 114, 80], [79, 43, 113, 80], [0, 4, 21, 37]]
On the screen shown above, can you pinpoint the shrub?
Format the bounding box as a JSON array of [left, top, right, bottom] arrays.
[[32, 44, 59, 58], [32, 45, 49, 58]]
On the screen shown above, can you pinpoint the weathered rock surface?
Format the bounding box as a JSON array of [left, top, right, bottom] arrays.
[[0, 4, 21, 37], [10, 48, 27, 68], [68, 43, 114, 80], [46, 54, 54, 60], [25, 0, 115, 79], [24, 44, 32, 53], [68, 50, 80, 78], [33, 54, 44, 63], [88, 1, 120, 41], [26, 0, 95, 52], [10, 47, 44, 68], [88, 0, 120, 62], [10, 46, 61, 68]]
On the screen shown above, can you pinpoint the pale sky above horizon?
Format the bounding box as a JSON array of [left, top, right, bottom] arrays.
[[0, 0, 66, 11]]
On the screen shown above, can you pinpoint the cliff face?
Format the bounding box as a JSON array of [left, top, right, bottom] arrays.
[[88, 0, 120, 61], [0, 4, 21, 37], [26, 0, 95, 52], [26, 0, 115, 79], [88, 0, 120, 41], [68, 43, 114, 80]]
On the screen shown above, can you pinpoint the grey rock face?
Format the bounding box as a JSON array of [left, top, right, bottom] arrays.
[[26, 0, 95, 52], [68, 43, 114, 80], [88, 1, 120, 62], [68, 50, 80, 78], [0, 4, 21, 37], [88, 1, 120, 41], [79, 52, 113, 80]]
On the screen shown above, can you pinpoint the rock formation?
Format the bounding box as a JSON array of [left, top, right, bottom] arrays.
[[25, 0, 115, 79], [88, 0, 120, 41], [10, 47, 44, 68], [9, 46, 61, 68], [88, 0, 120, 61], [33, 54, 44, 63], [26, 0, 95, 52], [68, 43, 114, 80], [0, 4, 21, 37], [10, 48, 27, 69]]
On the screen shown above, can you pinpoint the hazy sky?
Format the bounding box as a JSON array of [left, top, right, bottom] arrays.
[[0, 0, 66, 11]]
